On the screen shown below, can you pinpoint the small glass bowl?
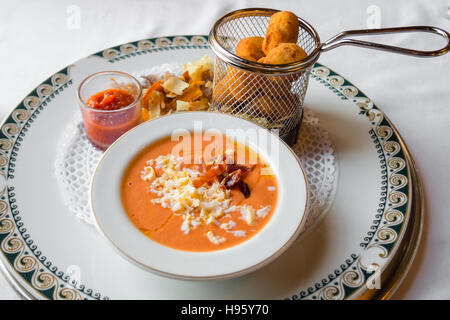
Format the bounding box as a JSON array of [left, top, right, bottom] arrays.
[[77, 71, 142, 150]]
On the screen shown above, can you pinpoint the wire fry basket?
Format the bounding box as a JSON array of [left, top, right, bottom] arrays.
[[209, 8, 450, 145], [209, 9, 320, 144]]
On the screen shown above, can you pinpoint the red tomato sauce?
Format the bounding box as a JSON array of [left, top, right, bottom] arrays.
[[81, 88, 141, 150], [86, 88, 135, 111]]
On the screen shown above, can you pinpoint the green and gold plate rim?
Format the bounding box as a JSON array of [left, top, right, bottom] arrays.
[[0, 34, 422, 300]]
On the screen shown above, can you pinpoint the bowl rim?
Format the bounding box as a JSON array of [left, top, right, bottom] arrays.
[[90, 111, 309, 280]]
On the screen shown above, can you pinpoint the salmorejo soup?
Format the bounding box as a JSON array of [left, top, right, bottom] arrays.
[[121, 132, 278, 252]]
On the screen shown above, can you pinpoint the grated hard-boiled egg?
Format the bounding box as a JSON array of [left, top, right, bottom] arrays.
[[141, 153, 261, 242], [206, 231, 226, 245]]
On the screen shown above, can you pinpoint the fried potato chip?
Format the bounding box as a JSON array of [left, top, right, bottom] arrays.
[[182, 54, 213, 81], [176, 100, 191, 111], [141, 107, 150, 121], [177, 80, 205, 102], [190, 96, 210, 110], [162, 77, 189, 95], [148, 90, 162, 119]]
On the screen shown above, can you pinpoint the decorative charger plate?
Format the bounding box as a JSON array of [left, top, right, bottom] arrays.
[[0, 35, 423, 300]]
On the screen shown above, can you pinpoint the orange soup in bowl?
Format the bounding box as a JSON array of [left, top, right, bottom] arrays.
[[121, 132, 278, 252]]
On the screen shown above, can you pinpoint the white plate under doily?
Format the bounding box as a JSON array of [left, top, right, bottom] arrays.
[[0, 36, 418, 300]]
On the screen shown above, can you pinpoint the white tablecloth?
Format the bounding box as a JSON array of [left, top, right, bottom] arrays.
[[0, 0, 449, 300]]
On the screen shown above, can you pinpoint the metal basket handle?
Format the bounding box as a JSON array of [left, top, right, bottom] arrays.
[[321, 26, 450, 57]]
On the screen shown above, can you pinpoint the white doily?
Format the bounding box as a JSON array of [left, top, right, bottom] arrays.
[[55, 64, 337, 234], [293, 108, 337, 235], [55, 114, 103, 225]]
